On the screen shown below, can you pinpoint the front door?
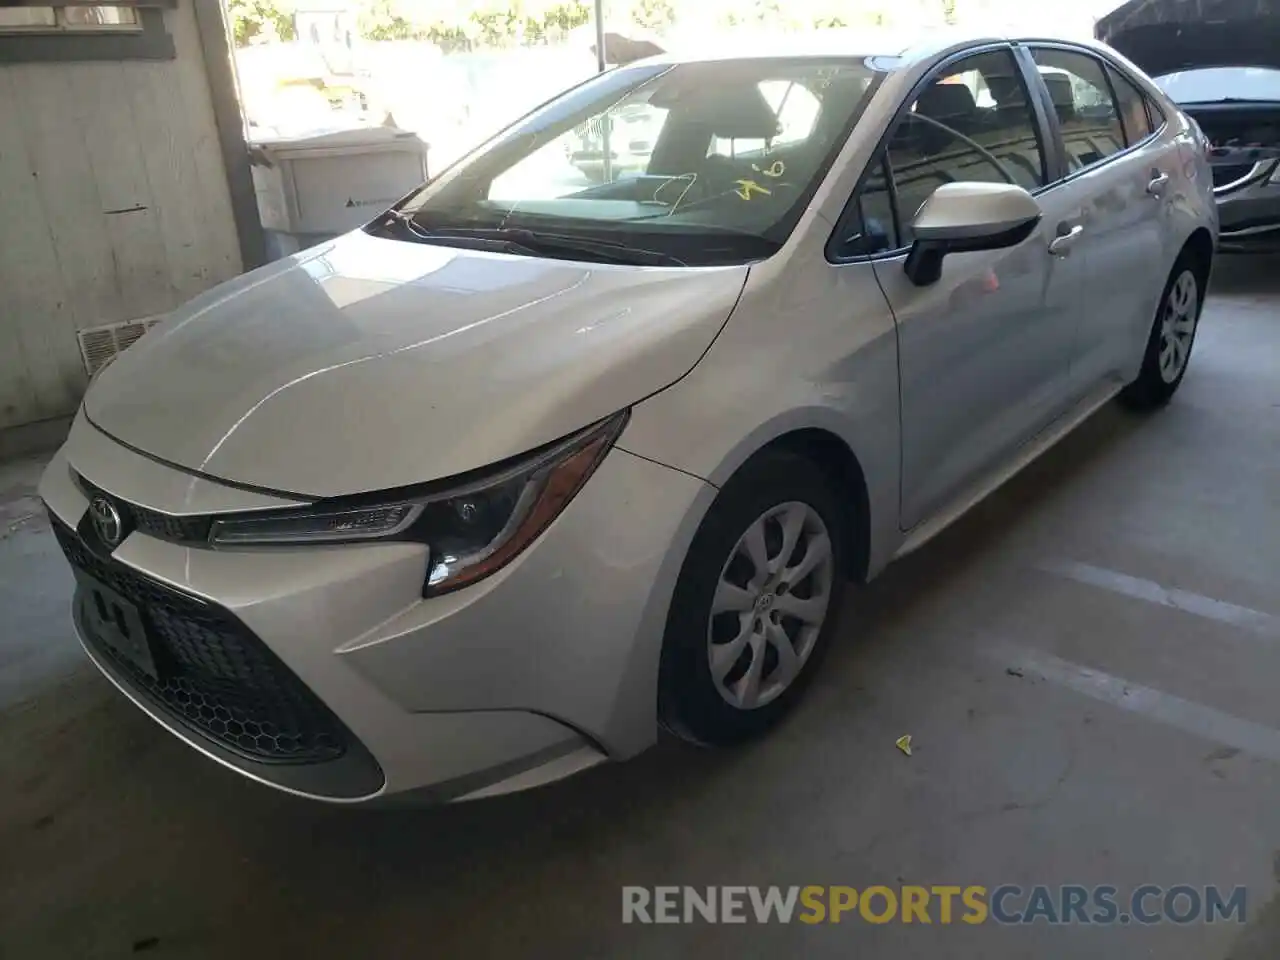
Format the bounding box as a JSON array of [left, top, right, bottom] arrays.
[[868, 48, 1085, 530]]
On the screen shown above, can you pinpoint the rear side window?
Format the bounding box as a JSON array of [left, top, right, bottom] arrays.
[[1030, 48, 1126, 172], [1107, 65, 1155, 145]]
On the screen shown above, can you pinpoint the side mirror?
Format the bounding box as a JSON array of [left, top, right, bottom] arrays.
[[903, 182, 1042, 287]]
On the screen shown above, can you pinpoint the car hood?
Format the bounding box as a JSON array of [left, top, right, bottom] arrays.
[[1097, 0, 1280, 78], [85, 230, 749, 498]]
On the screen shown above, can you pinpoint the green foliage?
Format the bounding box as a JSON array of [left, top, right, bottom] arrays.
[[356, 0, 414, 41], [228, 0, 296, 46], [230, 0, 938, 51], [352, 0, 592, 51], [541, 1, 592, 31], [629, 0, 676, 31]]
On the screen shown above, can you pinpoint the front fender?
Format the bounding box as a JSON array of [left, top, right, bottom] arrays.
[[616, 249, 904, 577]]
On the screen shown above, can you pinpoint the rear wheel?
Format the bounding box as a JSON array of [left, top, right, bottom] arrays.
[[658, 450, 849, 746], [1119, 257, 1203, 410]]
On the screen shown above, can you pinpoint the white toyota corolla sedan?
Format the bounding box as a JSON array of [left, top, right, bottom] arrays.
[[41, 32, 1216, 804]]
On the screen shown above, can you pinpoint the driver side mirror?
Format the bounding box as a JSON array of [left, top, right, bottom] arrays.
[[903, 182, 1042, 287]]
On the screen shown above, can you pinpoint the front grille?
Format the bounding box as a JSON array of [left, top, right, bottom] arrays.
[[134, 508, 211, 544], [54, 521, 348, 764], [75, 473, 211, 545]]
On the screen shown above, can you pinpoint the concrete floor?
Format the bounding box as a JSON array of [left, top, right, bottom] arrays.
[[3, 257, 1280, 958]]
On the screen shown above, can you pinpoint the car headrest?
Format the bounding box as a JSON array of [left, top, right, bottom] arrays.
[[916, 82, 977, 124], [655, 83, 781, 140], [986, 74, 1026, 109], [1041, 74, 1077, 122], [1043, 74, 1074, 109]]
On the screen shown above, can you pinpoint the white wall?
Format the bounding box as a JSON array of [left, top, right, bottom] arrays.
[[0, 3, 243, 431]]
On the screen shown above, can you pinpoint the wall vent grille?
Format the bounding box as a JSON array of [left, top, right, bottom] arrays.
[[77, 318, 163, 377]]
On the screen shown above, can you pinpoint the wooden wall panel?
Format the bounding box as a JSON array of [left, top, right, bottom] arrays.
[[167, 0, 241, 286], [0, 2, 243, 431], [0, 67, 81, 426]]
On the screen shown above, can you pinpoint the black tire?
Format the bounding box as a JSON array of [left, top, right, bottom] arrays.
[[1118, 253, 1205, 411], [658, 449, 850, 746]]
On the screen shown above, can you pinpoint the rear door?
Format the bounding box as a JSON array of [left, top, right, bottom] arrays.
[[855, 47, 1084, 530], [1025, 45, 1178, 391]]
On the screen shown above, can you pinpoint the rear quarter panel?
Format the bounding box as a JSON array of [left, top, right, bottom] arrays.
[[1097, 42, 1219, 247], [1093, 46, 1218, 376]]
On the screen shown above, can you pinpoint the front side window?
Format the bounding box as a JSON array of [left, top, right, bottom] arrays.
[[1030, 49, 1126, 172], [886, 49, 1047, 246], [390, 58, 884, 266], [834, 157, 897, 258]]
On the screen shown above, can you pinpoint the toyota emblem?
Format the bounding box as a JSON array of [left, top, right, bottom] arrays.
[[89, 494, 124, 547]]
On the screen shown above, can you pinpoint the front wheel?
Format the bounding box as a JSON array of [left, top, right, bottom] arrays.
[[658, 450, 849, 746], [1119, 257, 1203, 410]]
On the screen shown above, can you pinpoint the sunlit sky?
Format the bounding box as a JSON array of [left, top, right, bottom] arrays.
[[944, 0, 1130, 35], [650, 0, 1135, 43]]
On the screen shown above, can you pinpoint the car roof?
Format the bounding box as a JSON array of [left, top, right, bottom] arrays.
[[629, 30, 1123, 73], [635, 28, 958, 68]]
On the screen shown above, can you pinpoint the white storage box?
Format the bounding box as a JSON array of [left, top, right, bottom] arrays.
[[250, 126, 429, 258]]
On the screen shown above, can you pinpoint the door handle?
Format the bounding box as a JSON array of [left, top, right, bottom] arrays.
[[1147, 171, 1170, 196], [1048, 225, 1083, 256]]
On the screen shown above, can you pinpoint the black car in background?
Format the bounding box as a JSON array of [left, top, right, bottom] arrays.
[[1099, 0, 1280, 250]]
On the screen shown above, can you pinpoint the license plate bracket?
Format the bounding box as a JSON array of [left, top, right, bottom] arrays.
[[75, 572, 159, 680]]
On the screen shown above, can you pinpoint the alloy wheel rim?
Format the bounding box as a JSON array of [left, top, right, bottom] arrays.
[[1158, 269, 1198, 384], [707, 501, 835, 710]]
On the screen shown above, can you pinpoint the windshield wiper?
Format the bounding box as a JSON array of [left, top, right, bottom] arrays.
[[369, 211, 537, 256], [375, 213, 685, 266], [423, 226, 687, 267], [375, 208, 444, 240]]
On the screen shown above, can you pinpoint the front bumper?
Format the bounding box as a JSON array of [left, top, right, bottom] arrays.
[[1215, 177, 1280, 248], [41, 415, 714, 803]]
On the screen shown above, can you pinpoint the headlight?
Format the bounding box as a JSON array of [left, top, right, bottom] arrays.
[[1268, 160, 1280, 184], [208, 411, 628, 596]]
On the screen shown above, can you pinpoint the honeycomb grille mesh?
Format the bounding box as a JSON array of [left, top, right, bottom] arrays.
[[54, 521, 347, 764]]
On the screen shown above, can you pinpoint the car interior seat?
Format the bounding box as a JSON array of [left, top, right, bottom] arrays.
[[914, 82, 979, 154], [979, 73, 1046, 186], [1042, 74, 1077, 125]]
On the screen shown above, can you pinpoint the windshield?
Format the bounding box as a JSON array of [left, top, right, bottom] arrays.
[[1156, 67, 1280, 104], [379, 57, 884, 266]]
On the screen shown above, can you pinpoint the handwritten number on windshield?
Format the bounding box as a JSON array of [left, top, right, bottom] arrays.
[[735, 179, 772, 200]]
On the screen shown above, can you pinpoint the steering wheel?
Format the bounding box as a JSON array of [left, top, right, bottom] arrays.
[[911, 114, 1017, 185]]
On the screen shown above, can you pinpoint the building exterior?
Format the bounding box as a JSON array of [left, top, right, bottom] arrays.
[[0, 0, 262, 449]]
